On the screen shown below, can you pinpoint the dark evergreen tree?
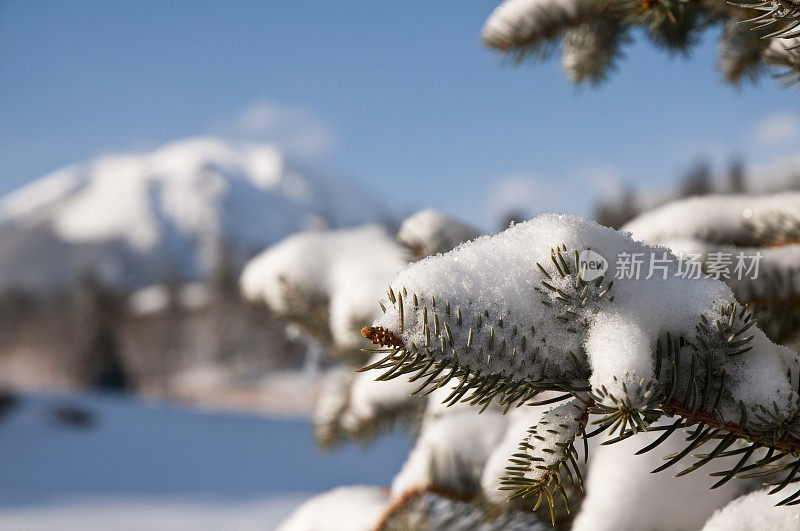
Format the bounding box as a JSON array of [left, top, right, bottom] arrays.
[[73, 272, 128, 391], [728, 158, 747, 193], [593, 186, 640, 229], [678, 159, 714, 198]]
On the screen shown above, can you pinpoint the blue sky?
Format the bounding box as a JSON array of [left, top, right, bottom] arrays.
[[1, 0, 798, 230]]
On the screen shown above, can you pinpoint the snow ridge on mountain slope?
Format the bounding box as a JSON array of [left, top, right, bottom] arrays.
[[0, 137, 388, 291]]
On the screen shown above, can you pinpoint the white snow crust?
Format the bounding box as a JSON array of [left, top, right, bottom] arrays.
[[702, 488, 800, 531], [480, 402, 556, 502], [276, 485, 389, 531], [573, 427, 748, 531], [391, 409, 507, 497]]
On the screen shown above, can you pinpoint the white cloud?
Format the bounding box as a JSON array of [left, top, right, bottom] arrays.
[[753, 112, 800, 149], [220, 99, 335, 156], [573, 164, 626, 201], [488, 173, 568, 223]]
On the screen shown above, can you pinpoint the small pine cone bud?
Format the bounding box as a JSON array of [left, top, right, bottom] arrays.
[[362, 326, 404, 348]]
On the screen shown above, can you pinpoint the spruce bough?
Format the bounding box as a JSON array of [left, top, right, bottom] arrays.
[[361, 214, 800, 523], [481, 0, 800, 85]]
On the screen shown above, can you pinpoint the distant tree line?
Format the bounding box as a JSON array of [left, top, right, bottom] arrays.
[[591, 157, 789, 230]]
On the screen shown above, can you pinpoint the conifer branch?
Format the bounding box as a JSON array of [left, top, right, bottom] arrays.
[[360, 218, 800, 516], [364, 321, 800, 509], [362, 328, 800, 456], [481, 0, 800, 84]]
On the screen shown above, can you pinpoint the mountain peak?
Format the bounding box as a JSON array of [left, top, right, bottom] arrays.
[[0, 137, 388, 292]]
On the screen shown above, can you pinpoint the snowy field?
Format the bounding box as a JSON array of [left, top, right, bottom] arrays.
[[0, 393, 409, 530]]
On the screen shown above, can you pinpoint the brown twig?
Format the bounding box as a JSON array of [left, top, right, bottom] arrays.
[[661, 400, 800, 455]]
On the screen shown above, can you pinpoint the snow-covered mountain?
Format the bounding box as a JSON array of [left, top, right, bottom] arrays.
[[0, 137, 390, 292]]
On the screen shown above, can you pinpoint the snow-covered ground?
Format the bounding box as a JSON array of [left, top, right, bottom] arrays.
[[0, 392, 408, 530]]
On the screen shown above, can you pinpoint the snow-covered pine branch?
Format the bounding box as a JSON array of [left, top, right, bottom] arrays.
[[729, 0, 800, 41], [277, 486, 389, 531], [481, 0, 602, 60], [561, 15, 630, 85], [397, 209, 481, 260], [241, 211, 482, 449], [623, 192, 800, 346], [241, 210, 481, 356], [278, 485, 552, 531], [241, 224, 407, 356], [481, 0, 800, 85], [389, 405, 507, 498], [376, 488, 549, 530], [622, 192, 800, 246], [718, 19, 770, 83], [762, 36, 800, 84], [362, 214, 800, 514], [499, 398, 587, 524], [314, 358, 426, 450]]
